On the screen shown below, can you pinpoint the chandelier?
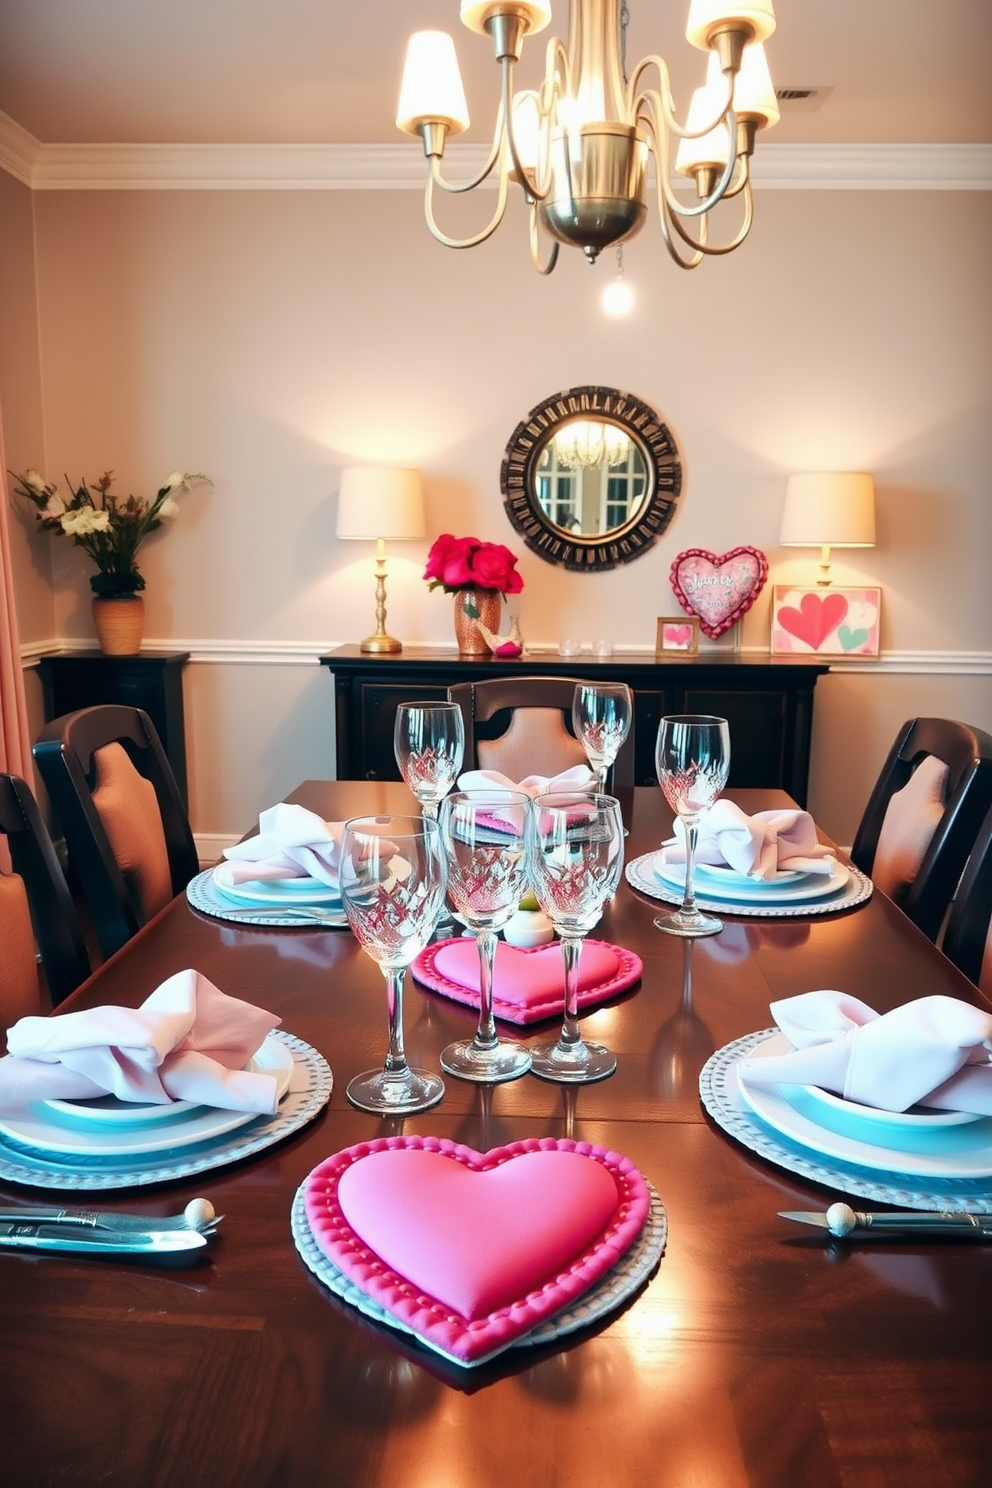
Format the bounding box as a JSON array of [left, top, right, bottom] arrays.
[[548, 420, 631, 469], [396, 1, 779, 274]]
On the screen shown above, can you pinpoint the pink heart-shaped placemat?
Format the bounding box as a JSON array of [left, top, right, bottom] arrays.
[[303, 1135, 651, 1365], [670, 547, 768, 639], [412, 938, 643, 1024]]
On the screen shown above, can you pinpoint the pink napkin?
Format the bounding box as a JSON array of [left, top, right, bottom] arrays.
[[738, 990, 992, 1114], [216, 802, 342, 888], [457, 765, 595, 799], [0, 970, 282, 1114], [659, 800, 835, 880]]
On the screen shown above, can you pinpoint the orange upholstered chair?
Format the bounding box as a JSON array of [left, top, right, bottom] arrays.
[[33, 705, 199, 960], [447, 677, 634, 787], [850, 717, 992, 942], [0, 772, 90, 1029]]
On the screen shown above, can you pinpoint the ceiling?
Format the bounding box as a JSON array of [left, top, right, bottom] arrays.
[[0, 0, 989, 151]]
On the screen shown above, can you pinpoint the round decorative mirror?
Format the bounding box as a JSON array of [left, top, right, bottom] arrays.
[[500, 386, 683, 571]]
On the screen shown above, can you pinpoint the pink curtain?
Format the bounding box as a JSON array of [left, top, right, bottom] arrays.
[[0, 395, 34, 787]]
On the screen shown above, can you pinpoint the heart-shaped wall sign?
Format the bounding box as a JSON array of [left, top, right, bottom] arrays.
[[670, 547, 768, 639], [413, 938, 643, 1024], [303, 1135, 651, 1365]]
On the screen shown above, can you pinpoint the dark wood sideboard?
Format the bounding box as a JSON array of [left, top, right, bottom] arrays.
[[34, 650, 191, 806], [320, 646, 828, 804]]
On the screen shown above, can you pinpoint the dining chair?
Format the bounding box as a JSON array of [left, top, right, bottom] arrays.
[[33, 704, 200, 960], [850, 717, 992, 942], [447, 676, 635, 787], [0, 772, 91, 1024], [940, 804, 992, 996]]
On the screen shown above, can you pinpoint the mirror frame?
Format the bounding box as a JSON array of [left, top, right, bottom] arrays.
[[500, 385, 683, 572]]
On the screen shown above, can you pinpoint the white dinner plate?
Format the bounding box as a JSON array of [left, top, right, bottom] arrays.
[[0, 1037, 295, 1157], [654, 856, 849, 904], [737, 1032, 992, 1178], [798, 1080, 980, 1131], [695, 861, 811, 888], [213, 870, 341, 907]]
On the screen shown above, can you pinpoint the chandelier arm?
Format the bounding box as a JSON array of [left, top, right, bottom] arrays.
[[429, 97, 507, 195], [651, 126, 704, 270], [528, 200, 560, 276], [538, 36, 571, 116], [424, 156, 511, 250], [638, 95, 738, 221], [667, 177, 755, 258], [502, 58, 549, 203], [628, 58, 733, 140]]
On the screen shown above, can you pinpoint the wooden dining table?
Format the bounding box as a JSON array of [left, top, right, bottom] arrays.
[[2, 781, 991, 1488]]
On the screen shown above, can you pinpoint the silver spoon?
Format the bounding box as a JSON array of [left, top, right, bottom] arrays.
[[0, 1197, 222, 1235]]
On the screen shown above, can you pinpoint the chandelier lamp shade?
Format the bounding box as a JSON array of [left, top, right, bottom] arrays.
[[396, 0, 779, 274], [779, 472, 877, 587], [336, 467, 426, 653]]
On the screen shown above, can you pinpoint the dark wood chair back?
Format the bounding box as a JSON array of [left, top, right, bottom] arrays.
[[33, 705, 199, 960], [448, 676, 635, 789], [941, 804, 992, 995], [850, 717, 992, 941], [0, 771, 91, 1010]]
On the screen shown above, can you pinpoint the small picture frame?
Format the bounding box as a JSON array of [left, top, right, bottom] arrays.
[[770, 585, 882, 658], [656, 616, 700, 655]]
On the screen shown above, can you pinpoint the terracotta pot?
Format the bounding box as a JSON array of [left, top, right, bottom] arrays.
[[92, 595, 145, 655], [453, 589, 502, 655]]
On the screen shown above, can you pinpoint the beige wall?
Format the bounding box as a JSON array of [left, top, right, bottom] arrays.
[[4, 179, 991, 847]]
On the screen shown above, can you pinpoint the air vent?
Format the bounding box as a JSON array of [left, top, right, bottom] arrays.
[[775, 86, 832, 112]]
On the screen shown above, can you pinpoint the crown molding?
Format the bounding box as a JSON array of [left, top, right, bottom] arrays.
[[1, 115, 989, 193]]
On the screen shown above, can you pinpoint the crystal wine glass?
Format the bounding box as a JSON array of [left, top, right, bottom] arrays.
[[340, 813, 447, 1114], [437, 790, 533, 1083], [526, 791, 625, 1083], [394, 703, 465, 821], [654, 714, 731, 938], [572, 683, 633, 793]]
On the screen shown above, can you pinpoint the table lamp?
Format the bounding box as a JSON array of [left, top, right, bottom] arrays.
[[336, 466, 425, 653], [779, 472, 876, 585]]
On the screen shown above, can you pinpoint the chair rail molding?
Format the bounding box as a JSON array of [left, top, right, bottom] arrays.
[[20, 637, 992, 676], [2, 115, 990, 193]]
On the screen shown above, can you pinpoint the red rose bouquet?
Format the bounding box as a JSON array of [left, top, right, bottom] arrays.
[[423, 533, 524, 596]]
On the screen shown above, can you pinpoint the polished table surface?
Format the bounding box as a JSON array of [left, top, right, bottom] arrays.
[[3, 783, 991, 1488]]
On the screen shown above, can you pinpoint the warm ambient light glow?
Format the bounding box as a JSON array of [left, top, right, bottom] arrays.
[[397, 0, 778, 274], [779, 471, 876, 586], [336, 467, 425, 653]]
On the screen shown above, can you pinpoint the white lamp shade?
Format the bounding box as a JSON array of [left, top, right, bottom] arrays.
[[686, 1, 777, 51], [725, 43, 779, 128], [460, 2, 551, 39], [780, 472, 876, 548], [396, 32, 470, 136], [336, 467, 426, 541]]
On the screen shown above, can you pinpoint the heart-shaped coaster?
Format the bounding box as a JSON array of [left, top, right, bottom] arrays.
[[303, 1135, 651, 1366], [412, 938, 643, 1024], [670, 547, 768, 639]]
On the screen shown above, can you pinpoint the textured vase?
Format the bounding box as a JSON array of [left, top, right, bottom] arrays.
[[92, 595, 145, 655], [453, 589, 501, 656]]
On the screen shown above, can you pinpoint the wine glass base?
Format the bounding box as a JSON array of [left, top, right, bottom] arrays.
[[440, 1039, 532, 1084], [346, 1066, 445, 1115], [528, 1040, 617, 1084], [653, 908, 724, 938]]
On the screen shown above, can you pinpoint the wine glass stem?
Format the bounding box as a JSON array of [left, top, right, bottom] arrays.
[[681, 816, 699, 916], [382, 968, 411, 1076], [473, 930, 499, 1051], [559, 935, 584, 1048], [595, 765, 608, 793], [421, 799, 439, 822]]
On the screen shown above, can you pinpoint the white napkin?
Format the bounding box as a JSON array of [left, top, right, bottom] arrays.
[[457, 765, 596, 799], [215, 803, 342, 889], [659, 800, 835, 880], [0, 970, 282, 1114], [738, 990, 992, 1115]]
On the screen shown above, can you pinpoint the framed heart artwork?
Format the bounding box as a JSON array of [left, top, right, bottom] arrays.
[[669, 547, 769, 639], [770, 585, 882, 658]]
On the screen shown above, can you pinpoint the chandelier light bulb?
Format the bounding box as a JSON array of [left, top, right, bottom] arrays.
[[602, 274, 634, 317]]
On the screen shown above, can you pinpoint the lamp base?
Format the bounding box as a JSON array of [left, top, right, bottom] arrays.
[[360, 632, 403, 654]]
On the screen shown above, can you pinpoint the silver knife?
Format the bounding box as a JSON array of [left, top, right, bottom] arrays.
[[780, 1202, 992, 1239], [0, 1220, 210, 1255]]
